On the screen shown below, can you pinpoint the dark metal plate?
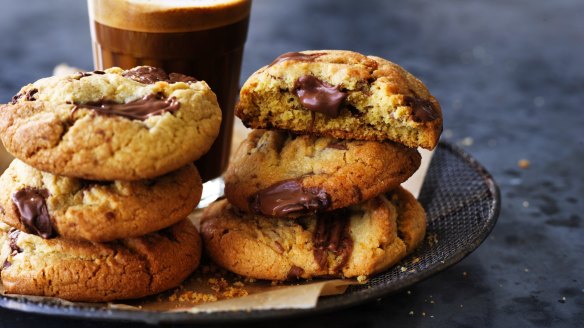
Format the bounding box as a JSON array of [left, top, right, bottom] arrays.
[[0, 142, 500, 324]]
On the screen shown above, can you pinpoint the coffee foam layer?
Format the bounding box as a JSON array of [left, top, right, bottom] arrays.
[[89, 0, 251, 32], [127, 0, 237, 7]]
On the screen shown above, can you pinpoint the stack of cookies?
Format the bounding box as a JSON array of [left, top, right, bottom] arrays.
[[0, 67, 222, 301], [201, 50, 443, 280]]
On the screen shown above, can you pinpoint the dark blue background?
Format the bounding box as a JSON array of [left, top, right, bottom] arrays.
[[0, 0, 583, 327]]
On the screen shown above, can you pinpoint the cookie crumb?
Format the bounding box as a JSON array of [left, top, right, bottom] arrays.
[[558, 297, 566, 304], [522, 201, 530, 208], [400, 266, 407, 272], [168, 290, 219, 303], [409, 310, 414, 316], [357, 275, 368, 283], [518, 159, 530, 169], [208, 277, 229, 291], [222, 286, 248, 298], [427, 233, 439, 246], [459, 137, 474, 146], [182, 292, 218, 303]]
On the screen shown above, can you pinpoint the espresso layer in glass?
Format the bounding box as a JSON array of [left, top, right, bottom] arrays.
[[92, 17, 249, 181]]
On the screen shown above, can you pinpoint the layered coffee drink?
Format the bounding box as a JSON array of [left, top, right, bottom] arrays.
[[88, 0, 251, 181]]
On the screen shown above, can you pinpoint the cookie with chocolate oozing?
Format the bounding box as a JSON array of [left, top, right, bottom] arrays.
[[0, 219, 201, 302], [200, 187, 426, 280], [0, 66, 221, 180], [236, 50, 442, 149], [224, 129, 420, 218], [0, 159, 202, 242]]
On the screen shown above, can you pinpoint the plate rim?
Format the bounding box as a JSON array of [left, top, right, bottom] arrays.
[[0, 141, 501, 324]]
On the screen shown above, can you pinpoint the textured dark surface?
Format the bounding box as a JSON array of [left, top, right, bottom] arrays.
[[0, 0, 583, 327], [0, 142, 499, 324]]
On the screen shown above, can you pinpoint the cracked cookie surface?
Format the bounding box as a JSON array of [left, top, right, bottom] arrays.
[[0, 66, 221, 180], [224, 129, 420, 218], [236, 50, 442, 149], [0, 219, 201, 302], [200, 187, 426, 280], [0, 159, 202, 242]]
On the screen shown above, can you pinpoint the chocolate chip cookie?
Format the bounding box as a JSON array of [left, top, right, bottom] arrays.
[[236, 50, 442, 149], [0, 66, 222, 180], [0, 219, 201, 302], [200, 187, 425, 280], [0, 159, 202, 242], [224, 129, 420, 218]]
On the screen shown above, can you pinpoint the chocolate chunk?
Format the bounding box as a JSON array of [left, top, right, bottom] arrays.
[[123, 66, 197, 85], [269, 52, 325, 67], [11, 188, 55, 239], [345, 104, 364, 117], [8, 228, 22, 254], [74, 93, 180, 121], [10, 88, 38, 104], [2, 261, 11, 269], [74, 71, 106, 80], [294, 76, 347, 118], [249, 180, 331, 217], [25, 89, 38, 101], [75, 72, 94, 79], [287, 265, 305, 280], [168, 72, 198, 84], [123, 66, 169, 84], [403, 96, 438, 122], [10, 93, 21, 104], [312, 211, 353, 272]]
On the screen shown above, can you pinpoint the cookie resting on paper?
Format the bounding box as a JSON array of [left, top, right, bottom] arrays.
[[200, 187, 426, 281], [0, 219, 201, 302]]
